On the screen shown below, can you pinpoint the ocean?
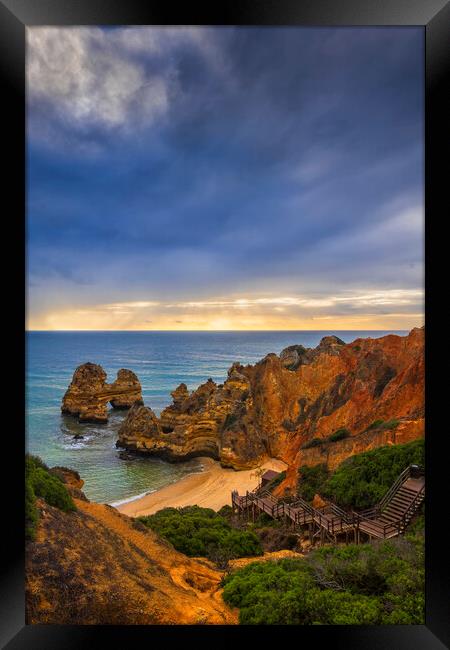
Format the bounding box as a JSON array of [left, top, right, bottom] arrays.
[[26, 330, 407, 505]]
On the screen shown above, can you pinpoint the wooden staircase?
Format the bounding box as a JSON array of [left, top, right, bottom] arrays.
[[231, 464, 424, 545], [353, 466, 425, 539]]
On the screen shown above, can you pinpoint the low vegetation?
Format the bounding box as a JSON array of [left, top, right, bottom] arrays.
[[327, 428, 350, 442], [138, 505, 263, 567], [222, 529, 424, 624], [297, 464, 329, 502], [301, 438, 323, 449], [321, 439, 424, 509], [296, 439, 424, 510], [365, 418, 400, 432], [26, 454, 76, 541]]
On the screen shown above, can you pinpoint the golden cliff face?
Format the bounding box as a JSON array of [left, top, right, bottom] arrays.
[[246, 328, 424, 486], [116, 328, 424, 477], [26, 474, 237, 625], [117, 368, 258, 465], [62, 363, 143, 423]]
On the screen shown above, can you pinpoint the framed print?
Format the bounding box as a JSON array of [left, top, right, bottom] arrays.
[[1, 0, 449, 647]]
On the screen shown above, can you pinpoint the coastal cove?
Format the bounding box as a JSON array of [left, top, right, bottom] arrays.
[[27, 330, 407, 505], [116, 457, 288, 516]]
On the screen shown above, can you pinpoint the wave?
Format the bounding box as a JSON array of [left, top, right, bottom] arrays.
[[108, 464, 206, 507], [61, 440, 90, 450], [109, 489, 157, 507]]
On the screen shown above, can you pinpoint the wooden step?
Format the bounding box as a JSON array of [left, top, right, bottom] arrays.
[[391, 494, 414, 503], [392, 492, 417, 501], [389, 498, 422, 512], [397, 487, 419, 498], [389, 501, 412, 511], [380, 518, 402, 525], [388, 505, 411, 514], [390, 495, 414, 504]]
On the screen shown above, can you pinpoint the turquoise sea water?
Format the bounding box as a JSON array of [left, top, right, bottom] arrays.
[[26, 330, 407, 504]]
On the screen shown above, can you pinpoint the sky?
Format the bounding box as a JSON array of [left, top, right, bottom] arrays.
[[26, 27, 424, 331]]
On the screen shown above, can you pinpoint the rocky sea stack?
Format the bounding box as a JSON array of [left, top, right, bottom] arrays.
[[61, 362, 143, 423], [116, 328, 425, 479]]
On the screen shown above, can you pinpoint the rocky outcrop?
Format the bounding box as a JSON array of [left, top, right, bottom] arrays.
[[49, 466, 88, 501], [117, 367, 256, 465], [117, 327, 424, 478], [61, 362, 143, 423], [26, 487, 236, 624]]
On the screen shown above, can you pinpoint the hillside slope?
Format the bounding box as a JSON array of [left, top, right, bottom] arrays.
[[26, 476, 237, 625]]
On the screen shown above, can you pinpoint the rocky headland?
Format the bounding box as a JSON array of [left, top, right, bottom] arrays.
[[61, 362, 143, 423], [115, 328, 424, 486]]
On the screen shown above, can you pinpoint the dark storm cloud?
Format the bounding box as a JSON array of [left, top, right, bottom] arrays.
[[26, 27, 424, 327]]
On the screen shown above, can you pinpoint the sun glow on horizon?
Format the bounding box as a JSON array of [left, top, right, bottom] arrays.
[[26, 290, 424, 332]]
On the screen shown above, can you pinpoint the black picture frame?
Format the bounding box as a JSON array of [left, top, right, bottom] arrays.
[[1, 0, 449, 647]]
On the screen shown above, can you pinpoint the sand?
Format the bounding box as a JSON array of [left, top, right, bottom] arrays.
[[116, 457, 287, 518]]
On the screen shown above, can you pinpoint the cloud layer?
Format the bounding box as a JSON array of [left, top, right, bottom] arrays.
[[26, 27, 424, 330]]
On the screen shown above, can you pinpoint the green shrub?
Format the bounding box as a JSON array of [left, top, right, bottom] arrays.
[[406, 502, 425, 537], [328, 428, 350, 442], [380, 419, 401, 430], [222, 535, 424, 625], [365, 419, 400, 432], [365, 419, 385, 430], [321, 439, 424, 509], [25, 454, 76, 541], [297, 464, 329, 502], [138, 505, 263, 566], [25, 479, 38, 541], [30, 467, 76, 513], [254, 512, 281, 528], [301, 438, 323, 450], [217, 504, 234, 520]]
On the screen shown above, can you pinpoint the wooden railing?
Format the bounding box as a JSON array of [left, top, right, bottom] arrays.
[[232, 464, 424, 541], [354, 464, 425, 521]]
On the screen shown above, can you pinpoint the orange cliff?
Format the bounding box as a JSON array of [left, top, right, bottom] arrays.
[[115, 327, 424, 484]]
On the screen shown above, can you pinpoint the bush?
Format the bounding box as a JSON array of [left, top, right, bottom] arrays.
[[254, 512, 281, 528], [365, 419, 400, 432], [222, 534, 424, 625], [138, 505, 263, 566], [217, 504, 234, 520], [380, 419, 401, 430], [297, 464, 329, 502], [257, 527, 299, 552], [365, 419, 384, 430], [321, 439, 424, 510], [301, 438, 323, 450], [30, 467, 77, 513], [25, 479, 38, 541], [328, 428, 350, 442], [25, 454, 76, 540]]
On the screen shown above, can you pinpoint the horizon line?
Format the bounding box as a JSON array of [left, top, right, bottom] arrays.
[[25, 328, 411, 333]]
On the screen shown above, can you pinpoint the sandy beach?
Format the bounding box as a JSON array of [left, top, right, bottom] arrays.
[[116, 457, 287, 518]]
